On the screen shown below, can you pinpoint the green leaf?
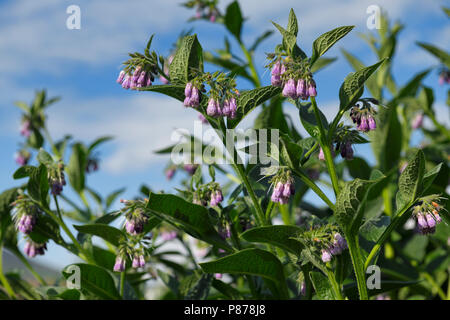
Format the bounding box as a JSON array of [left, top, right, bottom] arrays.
[[169, 35, 203, 84], [241, 225, 304, 255], [227, 86, 281, 129], [199, 248, 288, 299], [212, 279, 243, 299], [88, 136, 113, 153], [422, 163, 443, 194], [416, 42, 450, 68], [249, 30, 273, 52], [66, 143, 87, 193], [37, 149, 53, 166], [309, 271, 335, 300], [29, 214, 62, 244], [311, 26, 354, 66], [339, 59, 385, 111], [13, 165, 36, 179], [279, 133, 303, 169], [395, 69, 430, 101], [74, 224, 124, 247], [105, 188, 126, 209], [224, 1, 243, 40], [272, 21, 297, 55], [346, 157, 371, 180], [286, 9, 298, 36], [139, 84, 186, 102], [28, 164, 49, 206], [184, 273, 213, 300], [145, 193, 231, 251], [62, 264, 121, 300], [396, 149, 425, 210], [298, 102, 329, 138]]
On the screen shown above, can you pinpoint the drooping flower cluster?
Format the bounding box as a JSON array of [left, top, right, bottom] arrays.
[[184, 163, 199, 175], [270, 170, 295, 204], [413, 200, 443, 235], [185, 0, 220, 22], [120, 199, 150, 236], [321, 233, 348, 263], [159, 54, 174, 84], [206, 96, 237, 119], [335, 139, 354, 161], [117, 65, 155, 90], [13, 195, 40, 235], [218, 223, 231, 240], [269, 59, 317, 100], [15, 149, 31, 166], [85, 157, 99, 173], [184, 82, 201, 107], [350, 101, 378, 132], [113, 255, 126, 272], [24, 240, 47, 258], [48, 163, 66, 196], [193, 184, 223, 207], [160, 230, 178, 241]]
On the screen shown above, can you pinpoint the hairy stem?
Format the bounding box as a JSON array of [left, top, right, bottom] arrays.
[[120, 271, 125, 298], [310, 97, 340, 195], [291, 168, 335, 210], [239, 41, 261, 88], [346, 233, 368, 300]]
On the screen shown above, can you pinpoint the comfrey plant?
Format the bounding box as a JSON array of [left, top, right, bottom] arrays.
[[0, 2, 449, 301]]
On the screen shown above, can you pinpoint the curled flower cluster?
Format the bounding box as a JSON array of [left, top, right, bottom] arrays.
[[206, 97, 237, 119], [184, 163, 199, 175], [270, 60, 317, 100], [336, 140, 354, 161], [184, 82, 201, 107], [414, 200, 443, 235], [24, 240, 47, 258], [15, 149, 31, 166], [132, 253, 146, 269], [120, 199, 149, 236], [13, 195, 40, 235], [86, 158, 99, 173], [190, 1, 219, 22], [117, 65, 155, 90], [321, 233, 348, 263], [193, 183, 223, 207], [270, 171, 295, 204], [113, 255, 126, 272], [48, 164, 66, 196], [350, 105, 377, 132]]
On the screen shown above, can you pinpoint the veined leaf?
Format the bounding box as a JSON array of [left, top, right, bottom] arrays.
[[396, 149, 425, 210], [74, 224, 125, 247], [311, 26, 354, 66], [139, 84, 186, 102], [169, 35, 203, 84], [224, 1, 243, 40]]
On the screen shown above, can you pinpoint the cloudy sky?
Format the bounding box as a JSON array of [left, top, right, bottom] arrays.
[[0, 0, 449, 268]]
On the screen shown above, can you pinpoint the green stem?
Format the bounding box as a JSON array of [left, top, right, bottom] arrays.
[[425, 110, 450, 141], [300, 142, 319, 165], [325, 268, 344, 300], [120, 271, 125, 298], [346, 233, 368, 300], [42, 126, 60, 158], [291, 168, 335, 210], [239, 41, 261, 88], [364, 202, 412, 270], [0, 244, 16, 299], [421, 272, 447, 300], [265, 201, 275, 221], [310, 97, 340, 195]]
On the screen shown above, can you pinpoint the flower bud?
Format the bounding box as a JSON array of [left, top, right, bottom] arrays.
[[282, 79, 297, 99], [321, 249, 332, 263], [189, 87, 200, 107], [114, 256, 126, 272], [296, 79, 307, 100], [358, 116, 369, 132], [412, 113, 423, 129], [207, 98, 219, 117], [307, 80, 317, 97], [116, 70, 125, 84], [368, 115, 376, 131], [318, 147, 325, 161]]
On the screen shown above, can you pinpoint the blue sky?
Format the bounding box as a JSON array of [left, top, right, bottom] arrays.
[[1, 0, 449, 269]]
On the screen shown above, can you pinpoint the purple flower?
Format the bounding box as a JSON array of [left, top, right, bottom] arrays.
[[132, 256, 140, 268], [214, 273, 222, 279], [198, 114, 208, 124], [183, 164, 198, 175], [18, 214, 36, 234], [166, 168, 176, 180], [139, 255, 146, 267], [210, 190, 223, 206], [189, 87, 200, 107], [271, 75, 281, 87], [329, 244, 342, 255], [318, 147, 325, 161], [116, 70, 125, 84], [271, 62, 282, 87], [15, 150, 30, 166], [334, 233, 347, 251], [207, 98, 219, 117], [358, 116, 369, 132], [367, 115, 377, 130], [50, 175, 66, 196], [121, 75, 131, 89], [20, 120, 31, 138], [296, 79, 307, 100], [185, 82, 193, 97], [425, 213, 436, 229], [209, 12, 217, 22], [282, 79, 297, 99], [219, 226, 231, 240], [307, 80, 317, 97], [24, 241, 47, 258], [340, 141, 353, 160], [125, 218, 145, 235], [321, 249, 332, 263], [412, 113, 423, 129], [228, 97, 237, 119], [114, 256, 126, 272]]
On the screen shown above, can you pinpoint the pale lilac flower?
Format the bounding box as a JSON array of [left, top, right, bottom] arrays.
[[116, 70, 125, 84], [18, 214, 36, 234], [412, 113, 424, 129], [367, 115, 377, 131], [296, 79, 307, 100], [307, 80, 317, 97], [114, 256, 126, 272], [321, 249, 332, 263], [161, 231, 177, 241], [282, 79, 297, 99]]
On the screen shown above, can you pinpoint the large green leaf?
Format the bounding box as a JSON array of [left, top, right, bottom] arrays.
[[224, 1, 243, 40], [199, 248, 288, 299], [396, 149, 425, 210], [66, 143, 87, 193], [416, 42, 450, 68], [74, 224, 125, 247], [310, 26, 354, 66], [62, 264, 121, 300], [309, 271, 335, 300], [139, 84, 186, 102], [241, 225, 304, 255], [145, 193, 231, 251], [339, 59, 385, 111], [228, 86, 282, 129], [169, 35, 203, 84], [28, 164, 49, 207]]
